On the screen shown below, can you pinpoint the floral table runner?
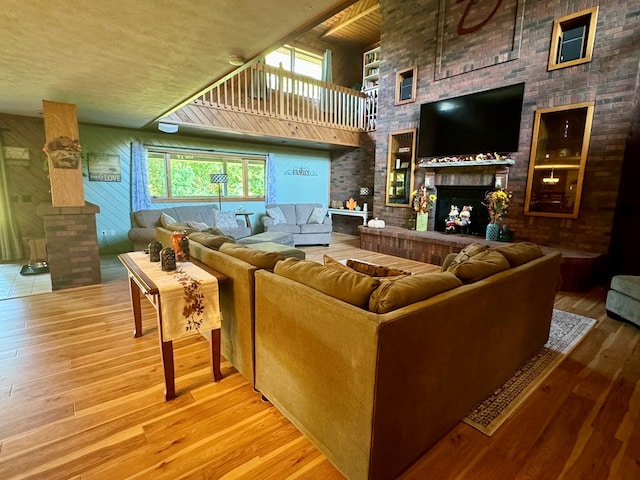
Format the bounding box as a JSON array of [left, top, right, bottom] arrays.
[[128, 251, 221, 341]]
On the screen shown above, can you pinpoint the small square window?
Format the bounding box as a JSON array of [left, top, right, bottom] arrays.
[[395, 66, 417, 105], [548, 7, 598, 71]]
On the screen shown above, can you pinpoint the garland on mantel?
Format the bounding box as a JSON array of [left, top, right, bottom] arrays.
[[418, 152, 513, 166]]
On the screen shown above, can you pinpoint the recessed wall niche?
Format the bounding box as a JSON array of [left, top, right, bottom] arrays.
[[548, 7, 599, 71]]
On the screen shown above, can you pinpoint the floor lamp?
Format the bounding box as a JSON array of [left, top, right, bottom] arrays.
[[210, 173, 228, 210]]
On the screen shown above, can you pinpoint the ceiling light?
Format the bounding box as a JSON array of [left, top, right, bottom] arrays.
[[228, 55, 246, 66], [158, 122, 178, 134]]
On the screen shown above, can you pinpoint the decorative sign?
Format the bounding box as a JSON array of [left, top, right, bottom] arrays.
[[2, 146, 31, 167], [87, 153, 121, 182], [284, 166, 317, 176]]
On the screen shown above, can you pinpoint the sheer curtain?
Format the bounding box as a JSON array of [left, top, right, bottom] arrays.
[[266, 153, 276, 204], [0, 137, 24, 261], [322, 49, 333, 83], [131, 141, 151, 211]]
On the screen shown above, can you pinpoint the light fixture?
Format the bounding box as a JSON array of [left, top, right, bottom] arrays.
[[210, 173, 228, 210], [228, 55, 246, 66], [158, 122, 179, 134], [542, 169, 560, 185]]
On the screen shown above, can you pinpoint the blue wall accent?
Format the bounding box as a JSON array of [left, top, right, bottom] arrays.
[[77, 124, 331, 253]]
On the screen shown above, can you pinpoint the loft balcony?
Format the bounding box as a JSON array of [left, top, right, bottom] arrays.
[[161, 63, 377, 149]]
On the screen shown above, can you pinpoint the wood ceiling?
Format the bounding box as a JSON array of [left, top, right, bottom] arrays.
[[311, 0, 381, 48]]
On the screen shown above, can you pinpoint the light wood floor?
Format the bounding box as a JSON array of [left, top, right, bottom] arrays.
[[0, 234, 638, 480]]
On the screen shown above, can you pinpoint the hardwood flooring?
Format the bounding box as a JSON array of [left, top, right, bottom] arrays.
[[0, 234, 638, 479]]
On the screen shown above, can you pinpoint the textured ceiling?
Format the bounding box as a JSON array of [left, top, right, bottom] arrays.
[[0, 0, 356, 129]]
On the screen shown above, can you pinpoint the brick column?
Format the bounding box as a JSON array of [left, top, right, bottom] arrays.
[[36, 202, 102, 290]]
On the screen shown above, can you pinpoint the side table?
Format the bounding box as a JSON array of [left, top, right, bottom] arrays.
[[118, 252, 228, 400], [235, 212, 254, 229]]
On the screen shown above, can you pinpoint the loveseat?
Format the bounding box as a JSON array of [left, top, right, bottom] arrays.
[[128, 205, 251, 251], [253, 243, 562, 480], [263, 203, 332, 246]]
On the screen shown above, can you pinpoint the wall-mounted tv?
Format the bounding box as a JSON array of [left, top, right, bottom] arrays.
[[417, 83, 525, 158]]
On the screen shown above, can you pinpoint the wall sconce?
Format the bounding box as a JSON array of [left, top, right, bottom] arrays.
[[424, 172, 435, 189], [210, 173, 228, 210]]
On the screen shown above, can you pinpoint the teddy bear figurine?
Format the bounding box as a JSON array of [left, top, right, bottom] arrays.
[[455, 205, 472, 234], [445, 205, 460, 234]]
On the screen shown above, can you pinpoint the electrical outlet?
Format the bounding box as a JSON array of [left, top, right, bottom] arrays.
[[110, 229, 116, 236]]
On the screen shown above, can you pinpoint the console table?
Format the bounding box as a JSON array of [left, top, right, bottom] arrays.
[[118, 252, 228, 401], [328, 208, 369, 225]]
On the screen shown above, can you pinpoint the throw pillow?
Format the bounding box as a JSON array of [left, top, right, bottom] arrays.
[[494, 242, 544, 267], [446, 249, 510, 283], [274, 257, 380, 309], [214, 210, 239, 230], [346, 259, 412, 278], [369, 272, 463, 313], [308, 207, 327, 224], [185, 220, 210, 232], [266, 207, 287, 225], [160, 212, 177, 228], [443, 243, 490, 272], [323, 254, 352, 272], [219, 243, 284, 271]]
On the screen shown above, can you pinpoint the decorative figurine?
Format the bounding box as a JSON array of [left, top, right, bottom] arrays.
[[148, 240, 163, 262], [160, 247, 177, 271], [445, 205, 459, 234], [171, 231, 189, 261]]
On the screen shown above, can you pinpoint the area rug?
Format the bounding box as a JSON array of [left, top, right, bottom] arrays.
[[463, 309, 596, 436]]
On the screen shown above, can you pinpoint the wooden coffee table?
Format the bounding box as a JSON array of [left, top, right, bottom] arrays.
[[118, 253, 228, 401]]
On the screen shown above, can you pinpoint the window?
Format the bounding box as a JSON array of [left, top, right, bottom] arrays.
[[548, 7, 598, 71], [147, 149, 265, 201], [265, 46, 323, 80]]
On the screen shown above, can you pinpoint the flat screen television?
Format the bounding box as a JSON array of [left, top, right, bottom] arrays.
[[417, 83, 525, 158]]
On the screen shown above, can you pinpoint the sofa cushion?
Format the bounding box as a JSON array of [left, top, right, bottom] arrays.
[[185, 221, 210, 232], [266, 207, 287, 225], [309, 207, 328, 224], [160, 212, 178, 228], [214, 210, 239, 229], [275, 257, 380, 309], [299, 223, 332, 234], [266, 223, 301, 234], [446, 249, 510, 283], [369, 272, 463, 313], [494, 242, 544, 267], [165, 222, 194, 233], [219, 243, 284, 271], [446, 243, 490, 269], [189, 232, 235, 250]]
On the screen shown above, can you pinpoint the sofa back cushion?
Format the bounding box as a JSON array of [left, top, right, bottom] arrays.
[[369, 272, 463, 313], [132, 208, 178, 228], [220, 243, 283, 271], [295, 203, 322, 225], [446, 249, 510, 283], [494, 242, 544, 267], [173, 205, 217, 226], [266, 204, 296, 225], [275, 257, 380, 309]]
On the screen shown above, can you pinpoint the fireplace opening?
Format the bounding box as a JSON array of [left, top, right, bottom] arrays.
[[434, 185, 492, 236]]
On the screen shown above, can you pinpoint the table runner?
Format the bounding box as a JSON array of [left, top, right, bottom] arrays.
[[128, 251, 221, 341]]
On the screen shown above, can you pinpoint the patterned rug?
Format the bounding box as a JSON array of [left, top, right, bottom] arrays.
[[463, 309, 596, 435]]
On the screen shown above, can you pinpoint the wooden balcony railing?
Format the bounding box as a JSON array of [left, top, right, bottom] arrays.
[[193, 63, 376, 132]]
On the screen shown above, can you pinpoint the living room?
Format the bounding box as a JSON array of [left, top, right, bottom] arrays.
[[1, 0, 639, 478]]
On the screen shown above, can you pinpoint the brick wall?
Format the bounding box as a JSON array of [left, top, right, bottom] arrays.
[[37, 203, 102, 290], [334, 0, 640, 254]]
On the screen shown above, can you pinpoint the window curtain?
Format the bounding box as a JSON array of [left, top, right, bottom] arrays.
[[266, 153, 276, 204], [131, 141, 151, 211], [0, 137, 24, 261], [322, 49, 333, 83]]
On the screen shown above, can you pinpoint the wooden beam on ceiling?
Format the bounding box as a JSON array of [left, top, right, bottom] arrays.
[[321, 0, 379, 38]]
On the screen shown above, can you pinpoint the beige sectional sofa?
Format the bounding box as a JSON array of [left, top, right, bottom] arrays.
[[253, 243, 562, 480]]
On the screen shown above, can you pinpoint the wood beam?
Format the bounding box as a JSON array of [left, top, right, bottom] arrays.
[[322, 0, 379, 37]]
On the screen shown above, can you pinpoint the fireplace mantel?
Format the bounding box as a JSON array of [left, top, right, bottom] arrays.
[[417, 159, 515, 169]]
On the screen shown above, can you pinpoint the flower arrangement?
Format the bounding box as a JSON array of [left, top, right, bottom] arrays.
[[42, 136, 82, 169], [483, 188, 512, 223], [412, 185, 437, 214]]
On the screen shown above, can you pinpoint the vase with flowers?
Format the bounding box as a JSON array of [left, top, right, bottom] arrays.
[[411, 185, 437, 231], [483, 188, 512, 240]]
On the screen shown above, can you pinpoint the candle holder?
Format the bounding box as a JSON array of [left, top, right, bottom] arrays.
[[148, 240, 163, 262], [160, 247, 177, 271]]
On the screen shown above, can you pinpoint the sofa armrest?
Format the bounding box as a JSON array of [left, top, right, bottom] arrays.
[[128, 227, 156, 251]]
